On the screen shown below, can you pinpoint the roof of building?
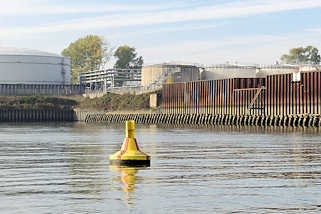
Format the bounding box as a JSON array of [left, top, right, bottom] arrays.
[[143, 63, 199, 68], [0, 47, 61, 57]]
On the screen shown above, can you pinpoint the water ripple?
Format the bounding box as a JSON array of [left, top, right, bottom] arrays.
[[1, 123, 321, 213]]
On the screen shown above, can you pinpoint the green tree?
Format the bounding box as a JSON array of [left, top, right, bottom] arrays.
[[281, 46, 321, 64], [61, 35, 112, 83], [114, 45, 143, 69]]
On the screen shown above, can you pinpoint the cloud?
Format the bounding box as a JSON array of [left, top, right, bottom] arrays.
[[103, 23, 221, 40], [1, 0, 321, 37], [0, 0, 170, 15], [142, 23, 220, 34], [139, 32, 321, 64], [140, 34, 288, 56], [306, 28, 321, 33], [1, 0, 321, 65]]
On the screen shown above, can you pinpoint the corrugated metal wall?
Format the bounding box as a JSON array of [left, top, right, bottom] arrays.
[[162, 70, 321, 116], [266, 71, 321, 116]]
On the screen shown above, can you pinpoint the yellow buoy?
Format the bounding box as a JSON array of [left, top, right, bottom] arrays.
[[109, 120, 151, 166]]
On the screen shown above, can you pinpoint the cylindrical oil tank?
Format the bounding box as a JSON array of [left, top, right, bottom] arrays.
[[256, 65, 297, 77], [0, 47, 70, 84], [203, 64, 257, 80], [141, 64, 200, 87]]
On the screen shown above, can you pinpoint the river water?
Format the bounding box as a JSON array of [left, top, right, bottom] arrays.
[[1, 123, 321, 214]]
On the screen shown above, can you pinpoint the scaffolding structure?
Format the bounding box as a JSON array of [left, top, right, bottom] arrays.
[[78, 68, 141, 93]]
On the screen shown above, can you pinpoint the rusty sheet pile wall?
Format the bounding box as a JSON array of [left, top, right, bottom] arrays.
[[162, 71, 321, 116]]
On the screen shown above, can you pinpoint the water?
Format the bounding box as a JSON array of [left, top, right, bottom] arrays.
[[1, 123, 321, 214]]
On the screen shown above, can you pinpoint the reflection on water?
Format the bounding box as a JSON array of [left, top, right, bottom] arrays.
[[1, 122, 321, 213], [110, 165, 147, 202], [67, 139, 108, 201]]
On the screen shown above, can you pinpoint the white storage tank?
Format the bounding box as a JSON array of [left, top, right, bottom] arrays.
[[0, 47, 70, 84], [203, 64, 257, 80], [141, 64, 200, 87], [256, 65, 297, 77]]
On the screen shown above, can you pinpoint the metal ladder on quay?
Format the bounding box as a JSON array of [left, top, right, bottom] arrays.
[[247, 86, 265, 115]]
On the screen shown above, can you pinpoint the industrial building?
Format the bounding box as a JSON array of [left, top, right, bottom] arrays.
[[141, 64, 311, 86], [256, 65, 298, 77], [0, 47, 70, 84], [79, 64, 200, 96], [0, 47, 85, 96], [78, 60, 320, 97], [141, 64, 200, 87], [78, 68, 141, 93], [202, 64, 257, 80], [203, 64, 320, 80]]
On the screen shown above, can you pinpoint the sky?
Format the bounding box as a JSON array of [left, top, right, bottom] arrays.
[[1, 0, 321, 66]]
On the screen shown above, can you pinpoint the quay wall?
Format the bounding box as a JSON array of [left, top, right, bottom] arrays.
[[80, 69, 321, 128], [161, 70, 321, 116], [83, 113, 321, 127], [0, 109, 320, 127], [0, 109, 74, 122]]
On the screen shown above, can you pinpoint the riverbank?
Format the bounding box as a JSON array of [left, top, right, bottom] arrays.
[[2, 94, 320, 128], [0, 94, 153, 122], [74, 92, 152, 112], [82, 112, 321, 128], [0, 109, 74, 122], [1, 107, 320, 127], [0, 96, 77, 110], [0, 92, 152, 111]]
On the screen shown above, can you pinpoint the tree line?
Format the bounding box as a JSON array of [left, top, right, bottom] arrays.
[[281, 46, 320, 65], [61, 35, 143, 83]]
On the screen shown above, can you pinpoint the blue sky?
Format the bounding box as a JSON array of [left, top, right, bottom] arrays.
[[1, 0, 321, 65]]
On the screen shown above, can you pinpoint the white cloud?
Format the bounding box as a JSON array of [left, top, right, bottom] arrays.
[[5, 29, 320, 65], [142, 23, 220, 34], [306, 28, 321, 33], [102, 23, 221, 40], [1, 0, 321, 65], [0, 0, 170, 15], [139, 32, 321, 65], [1, 0, 321, 36]]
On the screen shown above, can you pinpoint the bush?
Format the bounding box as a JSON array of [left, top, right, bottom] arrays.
[[0, 92, 155, 112], [0, 96, 78, 110], [78, 93, 151, 111]]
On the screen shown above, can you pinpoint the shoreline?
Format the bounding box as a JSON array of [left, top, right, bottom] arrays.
[[0, 108, 320, 128], [81, 111, 321, 128]]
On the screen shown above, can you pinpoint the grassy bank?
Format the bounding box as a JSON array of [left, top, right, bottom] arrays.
[[0, 96, 77, 110], [77, 93, 151, 112], [0, 92, 153, 112]]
